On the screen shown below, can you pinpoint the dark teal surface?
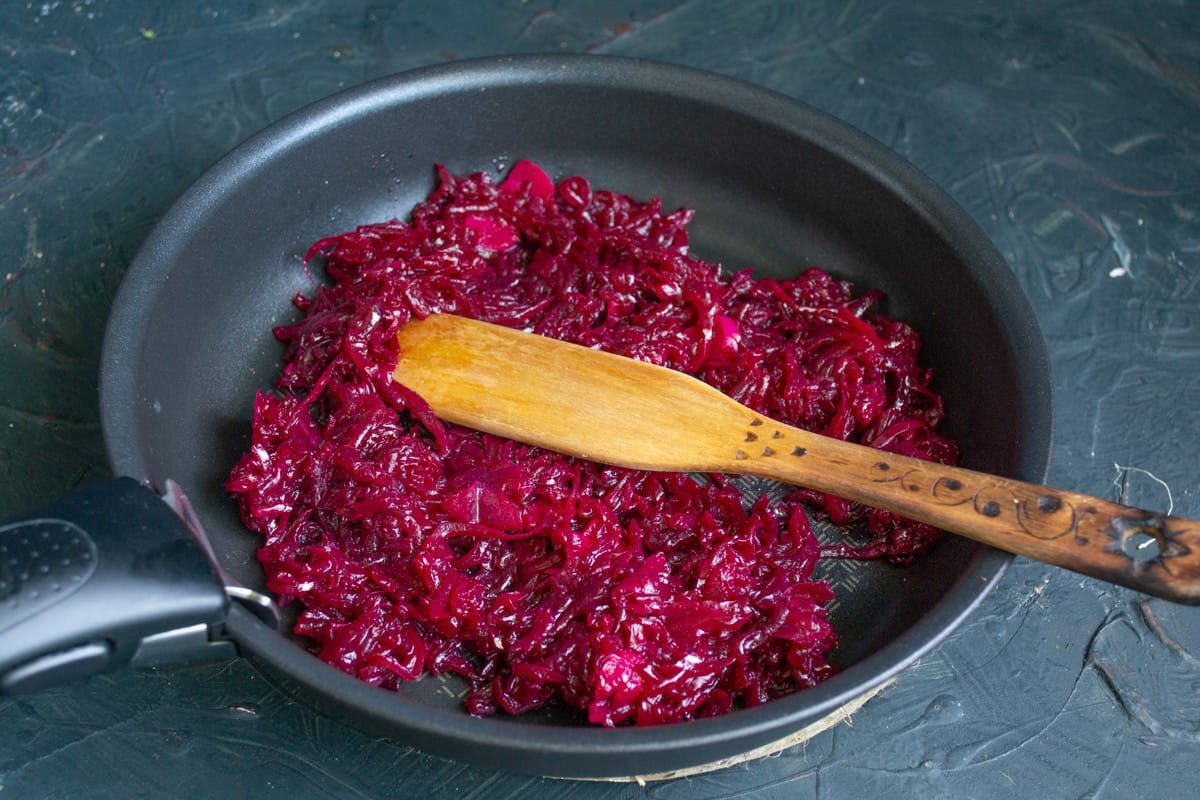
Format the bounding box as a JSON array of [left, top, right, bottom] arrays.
[[2, 1, 1198, 797]]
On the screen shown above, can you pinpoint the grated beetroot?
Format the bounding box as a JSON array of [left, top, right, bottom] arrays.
[[226, 161, 958, 725]]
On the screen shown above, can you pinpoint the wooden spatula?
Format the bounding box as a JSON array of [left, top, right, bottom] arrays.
[[394, 313, 1200, 604]]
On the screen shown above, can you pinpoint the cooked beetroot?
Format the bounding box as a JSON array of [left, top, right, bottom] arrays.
[[226, 160, 958, 725]]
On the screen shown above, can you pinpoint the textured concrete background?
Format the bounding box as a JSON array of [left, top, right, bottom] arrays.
[[1, 1, 1198, 797]]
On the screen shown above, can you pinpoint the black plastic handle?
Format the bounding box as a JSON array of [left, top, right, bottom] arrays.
[[0, 477, 231, 694]]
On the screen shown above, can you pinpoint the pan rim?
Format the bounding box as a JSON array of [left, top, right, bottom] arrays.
[[99, 53, 1051, 778]]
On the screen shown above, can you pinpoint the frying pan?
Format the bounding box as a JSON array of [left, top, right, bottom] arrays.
[[0, 55, 1051, 779]]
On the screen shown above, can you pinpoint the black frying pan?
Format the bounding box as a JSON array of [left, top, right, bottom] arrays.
[[0, 55, 1051, 779]]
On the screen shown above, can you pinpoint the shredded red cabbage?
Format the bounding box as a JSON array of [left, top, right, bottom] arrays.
[[226, 161, 958, 726]]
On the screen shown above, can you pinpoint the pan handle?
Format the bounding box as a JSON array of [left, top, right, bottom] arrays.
[[0, 477, 233, 695]]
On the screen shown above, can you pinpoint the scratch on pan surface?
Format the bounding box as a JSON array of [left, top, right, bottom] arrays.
[[1107, 131, 1165, 155], [1088, 606, 1200, 741], [1112, 463, 1174, 514], [1100, 214, 1133, 278], [588, 0, 693, 53], [1137, 600, 1200, 666]]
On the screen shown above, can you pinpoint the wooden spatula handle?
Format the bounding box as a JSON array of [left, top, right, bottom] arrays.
[[735, 422, 1200, 603]]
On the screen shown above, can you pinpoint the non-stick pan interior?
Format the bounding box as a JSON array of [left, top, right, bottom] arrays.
[[100, 56, 1050, 777]]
